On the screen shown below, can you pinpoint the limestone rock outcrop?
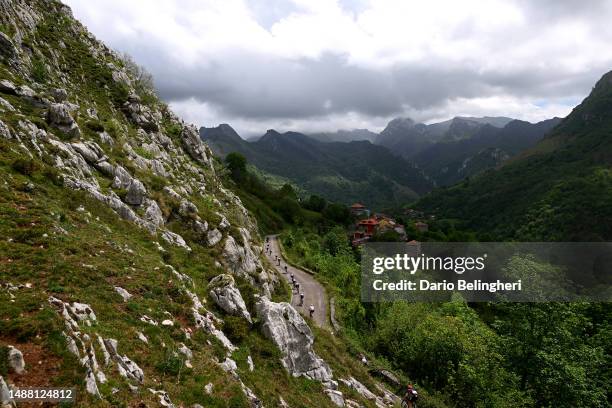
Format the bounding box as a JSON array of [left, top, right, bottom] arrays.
[[47, 102, 81, 138], [208, 274, 252, 323], [255, 296, 333, 384]]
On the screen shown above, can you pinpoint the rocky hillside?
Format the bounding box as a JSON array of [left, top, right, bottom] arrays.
[[0, 1, 398, 407]]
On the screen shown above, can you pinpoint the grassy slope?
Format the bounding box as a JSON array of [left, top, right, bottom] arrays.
[[0, 148, 381, 407], [0, 2, 389, 407]]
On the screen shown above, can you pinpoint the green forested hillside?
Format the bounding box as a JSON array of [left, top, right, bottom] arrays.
[[413, 118, 561, 186], [417, 71, 612, 241], [202, 126, 433, 209]]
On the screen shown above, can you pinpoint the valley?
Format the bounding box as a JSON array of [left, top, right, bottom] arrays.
[[202, 115, 563, 210], [1, 1, 610, 408]]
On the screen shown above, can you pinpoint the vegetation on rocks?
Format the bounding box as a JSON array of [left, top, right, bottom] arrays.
[[0, 1, 400, 407]]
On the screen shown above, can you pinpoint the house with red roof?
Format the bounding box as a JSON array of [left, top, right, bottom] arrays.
[[350, 202, 369, 217]]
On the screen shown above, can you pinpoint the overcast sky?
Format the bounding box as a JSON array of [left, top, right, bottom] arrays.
[[64, 0, 612, 137]]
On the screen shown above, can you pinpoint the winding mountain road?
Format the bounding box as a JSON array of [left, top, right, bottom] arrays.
[[265, 235, 329, 329]]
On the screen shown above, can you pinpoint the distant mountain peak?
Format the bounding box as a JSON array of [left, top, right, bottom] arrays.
[[218, 123, 237, 132], [454, 116, 514, 128], [200, 123, 242, 141], [264, 129, 281, 137], [382, 117, 418, 132]]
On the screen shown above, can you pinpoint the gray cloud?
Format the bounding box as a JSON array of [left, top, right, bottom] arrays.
[[155, 53, 607, 121], [65, 0, 612, 134]]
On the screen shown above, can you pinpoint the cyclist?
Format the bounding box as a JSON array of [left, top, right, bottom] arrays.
[[402, 384, 418, 408]]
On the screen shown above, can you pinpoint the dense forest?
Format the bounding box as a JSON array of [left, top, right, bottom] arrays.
[[417, 71, 612, 241]]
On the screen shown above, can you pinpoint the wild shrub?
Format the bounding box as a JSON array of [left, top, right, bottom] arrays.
[[31, 58, 48, 83], [12, 158, 40, 175], [84, 119, 104, 132], [221, 316, 249, 343]]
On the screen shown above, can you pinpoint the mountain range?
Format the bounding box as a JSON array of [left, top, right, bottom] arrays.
[[201, 125, 432, 209], [417, 70, 612, 240], [202, 113, 561, 203], [409, 117, 562, 185]]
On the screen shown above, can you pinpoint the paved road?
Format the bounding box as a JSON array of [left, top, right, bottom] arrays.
[[264, 235, 329, 329]]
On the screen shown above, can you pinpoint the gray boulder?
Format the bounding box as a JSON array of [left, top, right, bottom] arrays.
[[7, 346, 25, 374], [68, 302, 97, 324], [48, 103, 73, 125], [0, 79, 17, 94], [71, 142, 100, 164], [99, 131, 113, 145], [339, 377, 383, 406], [161, 230, 191, 251], [179, 199, 198, 217], [192, 309, 236, 352], [51, 88, 68, 102], [208, 274, 252, 323], [47, 103, 81, 138], [207, 229, 222, 247], [180, 124, 210, 166], [0, 96, 14, 111], [112, 165, 133, 189], [193, 219, 208, 235], [255, 297, 333, 384], [178, 343, 193, 361], [122, 99, 159, 132], [0, 375, 13, 407], [325, 389, 345, 407], [143, 199, 164, 229], [151, 159, 167, 177], [0, 32, 17, 60], [223, 229, 260, 278], [218, 215, 230, 230], [94, 161, 114, 177], [125, 179, 146, 206], [111, 67, 131, 86], [114, 286, 132, 302], [15, 85, 36, 99], [103, 339, 144, 384], [0, 120, 11, 140], [163, 186, 182, 200], [149, 389, 175, 408]]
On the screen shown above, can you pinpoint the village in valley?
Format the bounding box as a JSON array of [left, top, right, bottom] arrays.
[[349, 203, 430, 246]]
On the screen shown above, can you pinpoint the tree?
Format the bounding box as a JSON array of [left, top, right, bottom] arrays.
[[492, 302, 608, 407], [275, 197, 302, 223], [225, 152, 247, 182], [370, 229, 402, 242], [322, 227, 347, 256], [322, 203, 351, 225], [278, 183, 297, 199], [303, 194, 327, 212]]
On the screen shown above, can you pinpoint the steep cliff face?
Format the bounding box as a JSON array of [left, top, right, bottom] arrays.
[[0, 2, 398, 407]]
